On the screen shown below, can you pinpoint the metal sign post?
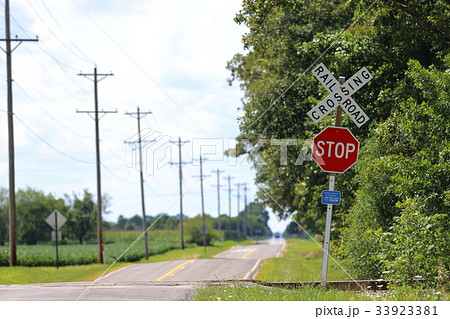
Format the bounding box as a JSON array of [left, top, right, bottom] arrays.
[[55, 212, 59, 268], [319, 74, 345, 286], [45, 210, 66, 269], [321, 173, 337, 285]]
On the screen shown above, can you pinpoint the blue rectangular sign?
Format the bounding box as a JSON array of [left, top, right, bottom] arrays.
[[322, 190, 341, 205]]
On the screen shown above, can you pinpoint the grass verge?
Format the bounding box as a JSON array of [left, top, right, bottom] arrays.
[[195, 284, 373, 301], [194, 283, 446, 301], [194, 238, 448, 301], [0, 262, 131, 285], [255, 238, 350, 282]]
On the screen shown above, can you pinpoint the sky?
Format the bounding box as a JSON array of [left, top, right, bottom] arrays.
[[0, 0, 290, 233]]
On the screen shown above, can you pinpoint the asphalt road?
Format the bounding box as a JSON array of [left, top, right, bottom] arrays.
[[0, 238, 285, 301]]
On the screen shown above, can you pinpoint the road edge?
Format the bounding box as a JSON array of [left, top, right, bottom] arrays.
[[243, 259, 262, 279]]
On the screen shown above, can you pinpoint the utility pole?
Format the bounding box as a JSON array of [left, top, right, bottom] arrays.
[[125, 107, 152, 259], [235, 182, 241, 238], [223, 175, 234, 238], [211, 168, 225, 241], [77, 67, 116, 264], [169, 137, 190, 249], [193, 156, 209, 254], [1, 0, 38, 266], [242, 183, 249, 238], [321, 76, 345, 286]]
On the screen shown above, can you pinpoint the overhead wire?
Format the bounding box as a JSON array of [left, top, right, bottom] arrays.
[[16, 46, 89, 104], [71, 0, 200, 127], [14, 114, 95, 165], [14, 80, 93, 140], [101, 163, 136, 185], [38, 0, 94, 64]]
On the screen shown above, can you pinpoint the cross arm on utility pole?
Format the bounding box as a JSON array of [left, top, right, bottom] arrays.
[[78, 71, 114, 83], [125, 110, 152, 118], [0, 36, 39, 53], [76, 109, 118, 113], [124, 139, 156, 145]]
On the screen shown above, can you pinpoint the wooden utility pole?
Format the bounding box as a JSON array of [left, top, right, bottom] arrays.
[[242, 183, 249, 239], [1, 0, 38, 266], [211, 168, 225, 241], [77, 67, 116, 264], [224, 175, 234, 238], [193, 156, 210, 254], [170, 137, 190, 249], [125, 107, 152, 259], [320, 76, 345, 286], [235, 182, 241, 238]]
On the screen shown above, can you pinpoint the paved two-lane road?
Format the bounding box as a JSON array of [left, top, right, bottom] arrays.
[[0, 239, 285, 301]]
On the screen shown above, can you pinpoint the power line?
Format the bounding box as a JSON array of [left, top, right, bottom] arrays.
[[101, 163, 135, 185], [14, 115, 94, 165], [71, 0, 200, 127], [38, 0, 94, 64], [14, 81, 92, 140]]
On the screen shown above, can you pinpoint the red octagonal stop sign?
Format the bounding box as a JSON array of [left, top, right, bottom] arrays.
[[312, 126, 359, 173]]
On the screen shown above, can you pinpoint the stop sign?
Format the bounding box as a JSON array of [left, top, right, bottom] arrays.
[[312, 126, 359, 173]]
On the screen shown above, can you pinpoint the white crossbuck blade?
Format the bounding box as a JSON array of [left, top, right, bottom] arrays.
[[307, 63, 373, 127]]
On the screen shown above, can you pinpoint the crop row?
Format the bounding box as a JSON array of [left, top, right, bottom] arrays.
[[0, 241, 179, 267]]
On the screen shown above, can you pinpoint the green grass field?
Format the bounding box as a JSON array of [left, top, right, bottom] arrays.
[[0, 230, 181, 267]]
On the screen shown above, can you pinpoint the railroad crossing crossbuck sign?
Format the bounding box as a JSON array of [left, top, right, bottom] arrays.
[[307, 63, 373, 127]]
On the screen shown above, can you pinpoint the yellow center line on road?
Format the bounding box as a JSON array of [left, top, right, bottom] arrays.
[[242, 247, 258, 259], [155, 259, 196, 281]]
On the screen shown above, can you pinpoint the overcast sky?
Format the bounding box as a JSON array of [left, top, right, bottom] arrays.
[[0, 0, 290, 233]]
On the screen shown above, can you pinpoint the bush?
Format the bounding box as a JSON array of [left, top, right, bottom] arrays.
[[381, 201, 449, 291], [184, 215, 218, 246]]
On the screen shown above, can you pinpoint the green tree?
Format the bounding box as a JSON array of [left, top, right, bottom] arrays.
[[0, 187, 8, 245], [339, 58, 450, 286], [227, 0, 450, 234], [15, 187, 66, 245], [65, 190, 96, 244], [244, 202, 271, 237], [115, 215, 127, 230], [184, 214, 218, 246]]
